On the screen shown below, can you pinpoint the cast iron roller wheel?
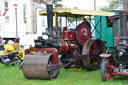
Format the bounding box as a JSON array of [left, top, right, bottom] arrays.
[[22, 53, 60, 80], [101, 58, 114, 81], [82, 39, 106, 71]]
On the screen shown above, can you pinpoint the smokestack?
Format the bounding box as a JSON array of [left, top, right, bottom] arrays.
[[120, 14, 127, 44], [46, 4, 53, 40]]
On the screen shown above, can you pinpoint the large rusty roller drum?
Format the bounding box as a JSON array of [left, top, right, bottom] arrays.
[[22, 53, 60, 80]]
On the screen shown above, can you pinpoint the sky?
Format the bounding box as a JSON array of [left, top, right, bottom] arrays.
[[62, 0, 110, 11]]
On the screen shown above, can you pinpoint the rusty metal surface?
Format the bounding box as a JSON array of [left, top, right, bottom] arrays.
[[22, 53, 60, 80], [25, 48, 59, 64], [82, 39, 94, 70], [82, 39, 105, 70]]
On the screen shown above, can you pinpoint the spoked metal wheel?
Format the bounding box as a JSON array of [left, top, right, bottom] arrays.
[[82, 39, 105, 70], [22, 53, 60, 80], [101, 58, 114, 81]]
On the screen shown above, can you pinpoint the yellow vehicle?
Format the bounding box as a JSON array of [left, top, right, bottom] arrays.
[[0, 42, 25, 65]]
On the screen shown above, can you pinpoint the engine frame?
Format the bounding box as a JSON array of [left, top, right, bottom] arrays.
[[100, 14, 128, 81]]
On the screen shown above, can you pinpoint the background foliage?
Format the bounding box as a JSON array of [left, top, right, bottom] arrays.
[[100, 0, 128, 11]]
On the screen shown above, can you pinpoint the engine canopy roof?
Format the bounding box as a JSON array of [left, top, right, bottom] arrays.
[[39, 8, 115, 17]]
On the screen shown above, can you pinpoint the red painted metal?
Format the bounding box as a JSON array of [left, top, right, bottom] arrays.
[[108, 13, 128, 20], [115, 31, 128, 44], [115, 33, 120, 44], [100, 53, 112, 57], [63, 31, 75, 40], [3, 8, 8, 16], [89, 41, 101, 65], [76, 23, 90, 46], [25, 48, 59, 64], [113, 72, 128, 76], [59, 41, 76, 54], [63, 27, 67, 31], [106, 62, 128, 77], [108, 15, 120, 20], [59, 41, 69, 53], [74, 55, 78, 61], [67, 41, 77, 53], [103, 41, 107, 44], [106, 62, 114, 80]]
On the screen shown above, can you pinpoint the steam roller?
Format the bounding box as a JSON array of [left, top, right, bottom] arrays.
[[22, 48, 60, 80], [21, 4, 105, 80], [22, 53, 60, 80]]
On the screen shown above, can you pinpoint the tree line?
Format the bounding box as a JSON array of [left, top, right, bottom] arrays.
[[101, 0, 128, 11]]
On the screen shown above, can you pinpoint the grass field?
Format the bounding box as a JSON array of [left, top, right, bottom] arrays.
[[0, 64, 128, 85]]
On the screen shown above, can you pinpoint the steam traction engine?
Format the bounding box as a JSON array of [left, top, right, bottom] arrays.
[[100, 14, 128, 81], [21, 4, 105, 80]]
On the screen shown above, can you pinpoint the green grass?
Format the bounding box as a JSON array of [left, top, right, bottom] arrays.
[[0, 64, 128, 85]]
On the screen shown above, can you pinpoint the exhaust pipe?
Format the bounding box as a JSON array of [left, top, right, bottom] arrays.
[[120, 14, 127, 44], [46, 4, 53, 40]]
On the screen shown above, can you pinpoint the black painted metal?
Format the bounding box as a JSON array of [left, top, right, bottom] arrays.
[[66, 16, 67, 28], [100, 16, 102, 39], [46, 4, 53, 40], [76, 15, 77, 27], [120, 14, 127, 44], [91, 17, 101, 35], [112, 19, 115, 47], [34, 37, 60, 51]]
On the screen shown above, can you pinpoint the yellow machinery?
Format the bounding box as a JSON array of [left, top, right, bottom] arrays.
[[0, 43, 25, 65]]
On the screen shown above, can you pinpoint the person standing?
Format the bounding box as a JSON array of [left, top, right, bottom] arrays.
[[82, 18, 92, 31]]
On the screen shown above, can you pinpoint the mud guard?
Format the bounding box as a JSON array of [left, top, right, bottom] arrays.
[[100, 53, 112, 58]]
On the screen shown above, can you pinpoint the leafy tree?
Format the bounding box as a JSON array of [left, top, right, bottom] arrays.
[[100, 7, 110, 11], [120, 0, 128, 10], [100, 0, 128, 11], [52, 0, 63, 8], [33, 0, 63, 8]]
